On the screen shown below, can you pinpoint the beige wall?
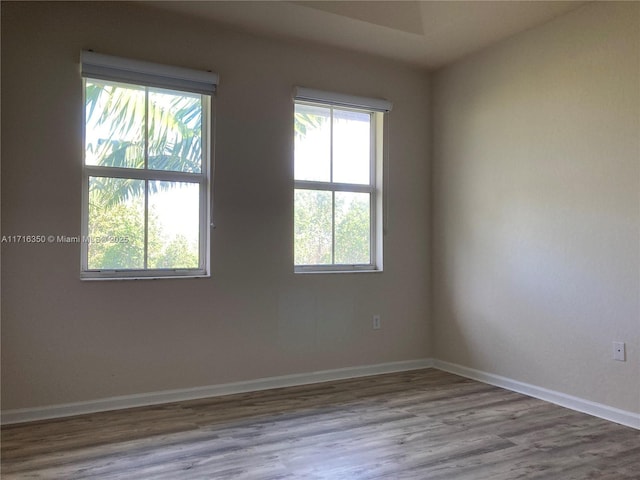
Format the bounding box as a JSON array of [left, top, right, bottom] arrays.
[[432, 2, 639, 412], [0, 2, 431, 409], [3, 0, 638, 417]]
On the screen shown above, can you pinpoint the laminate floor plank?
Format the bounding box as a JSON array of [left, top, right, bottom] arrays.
[[2, 369, 638, 479]]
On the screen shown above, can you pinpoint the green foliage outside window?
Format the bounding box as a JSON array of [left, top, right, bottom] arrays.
[[294, 105, 373, 267], [85, 80, 202, 271]]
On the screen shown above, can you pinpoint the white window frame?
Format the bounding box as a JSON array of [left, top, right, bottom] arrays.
[[293, 87, 391, 273], [80, 51, 217, 280]]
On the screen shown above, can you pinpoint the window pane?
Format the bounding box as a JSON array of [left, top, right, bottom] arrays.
[[294, 189, 332, 265], [85, 80, 145, 168], [147, 181, 200, 269], [294, 104, 330, 182], [333, 109, 371, 185], [148, 89, 202, 173], [335, 192, 370, 264], [88, 177, 145, 269]]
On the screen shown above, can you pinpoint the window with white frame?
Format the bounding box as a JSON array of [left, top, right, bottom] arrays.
[[80, 51, 217, 279], [293, 87, 391, 272]]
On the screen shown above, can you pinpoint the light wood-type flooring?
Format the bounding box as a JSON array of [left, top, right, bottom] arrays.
[[2, 369, 639, 479]]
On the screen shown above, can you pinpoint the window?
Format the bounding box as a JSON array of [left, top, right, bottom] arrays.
[[80, 51, 217, 279], [293, 87, 392, 272]]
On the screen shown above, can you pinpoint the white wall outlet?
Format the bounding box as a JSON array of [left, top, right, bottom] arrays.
[[612, 341, 626, 361], [373, 314, 381, 330]]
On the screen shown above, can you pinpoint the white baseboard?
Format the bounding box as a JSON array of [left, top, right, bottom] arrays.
[[1, 358, 434, 425], [4, 358, 638, 430], [433, 359, 640, 430]]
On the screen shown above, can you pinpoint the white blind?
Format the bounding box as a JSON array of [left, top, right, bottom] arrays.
[[294, 86, 392, 112], [81, 51, 218, 95]]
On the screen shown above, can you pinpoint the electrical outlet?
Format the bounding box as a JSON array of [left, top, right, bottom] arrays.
[[613, 342, 626, 361], [373, 314, 381, 330]]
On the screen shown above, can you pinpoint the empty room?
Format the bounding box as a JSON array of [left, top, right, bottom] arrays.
[[1, 1, 638, 478]]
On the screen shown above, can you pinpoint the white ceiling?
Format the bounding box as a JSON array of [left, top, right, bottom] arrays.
[[144, 1, 587, 69]]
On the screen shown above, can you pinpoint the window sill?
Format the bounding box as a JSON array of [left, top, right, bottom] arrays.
[[80, 271, 210, 281], [294, 267, 383, 275]]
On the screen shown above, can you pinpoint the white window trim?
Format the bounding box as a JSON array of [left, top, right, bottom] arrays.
[[293, 88, 391, 273], [80, 52, 216, 280]]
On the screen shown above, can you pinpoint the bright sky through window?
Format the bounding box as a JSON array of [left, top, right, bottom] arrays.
[[294, 104, 370, 184], [294, 100, 378, 270]]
